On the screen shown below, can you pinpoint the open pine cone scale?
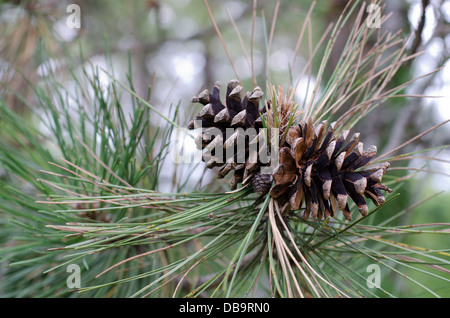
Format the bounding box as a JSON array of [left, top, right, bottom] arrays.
[[271, 117, 392, 221], [188, 80, 269, 191]]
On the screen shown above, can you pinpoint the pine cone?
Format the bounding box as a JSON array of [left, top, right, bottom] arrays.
[[270, 117, 392, 221], [252, 172, 273, 195], [188, 80, 270, 191]]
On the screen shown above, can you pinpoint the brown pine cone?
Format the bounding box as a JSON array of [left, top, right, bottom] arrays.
[[270, 117, 392, 221], [188, 80, 269, 191]]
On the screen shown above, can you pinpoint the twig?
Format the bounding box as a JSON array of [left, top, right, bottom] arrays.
[[204, 0, 240, 82]]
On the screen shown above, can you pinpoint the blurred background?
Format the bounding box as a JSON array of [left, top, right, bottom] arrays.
[[0, 0, 449, 296]]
